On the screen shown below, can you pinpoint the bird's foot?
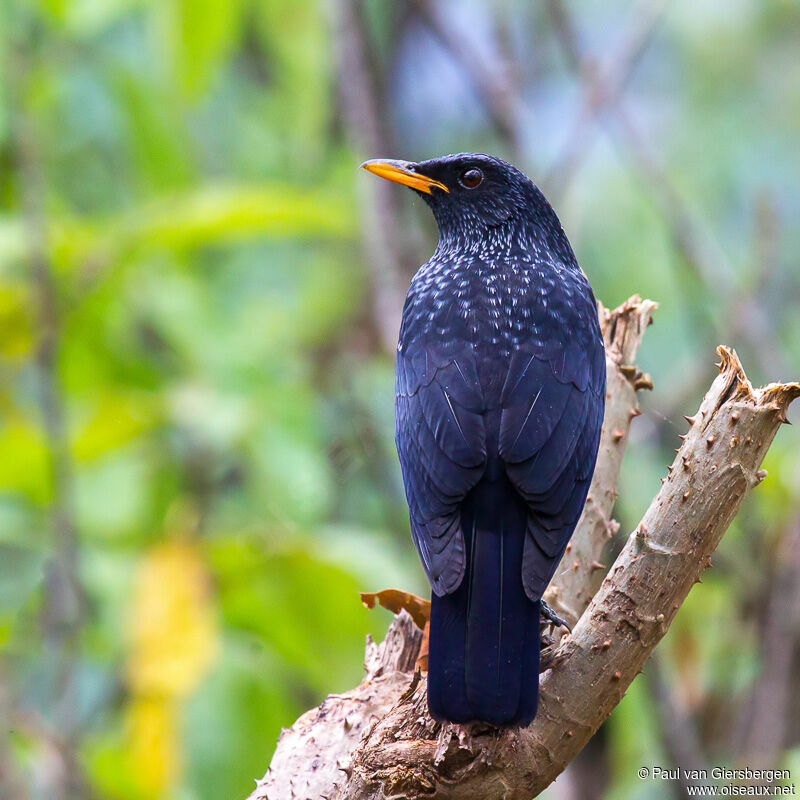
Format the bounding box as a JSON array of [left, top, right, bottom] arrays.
[[539, 601, 571, 672], [539, 598, 572, 632], [539, 628, 557, 672]]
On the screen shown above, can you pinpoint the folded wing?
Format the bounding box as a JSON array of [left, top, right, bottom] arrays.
[[500, 340, 605, 601], [396, 345, 486, 596]]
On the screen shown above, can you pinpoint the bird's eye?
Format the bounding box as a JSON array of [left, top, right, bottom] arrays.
[[458, 168, 484, 189]]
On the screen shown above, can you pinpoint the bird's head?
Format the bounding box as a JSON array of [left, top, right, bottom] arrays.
[[361, 153, 559, 245]]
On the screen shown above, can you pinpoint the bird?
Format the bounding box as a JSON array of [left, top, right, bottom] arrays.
[[361, 153, 605, 727]]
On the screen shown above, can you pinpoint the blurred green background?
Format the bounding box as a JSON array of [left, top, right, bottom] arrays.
[[1, 1, 799, 798]]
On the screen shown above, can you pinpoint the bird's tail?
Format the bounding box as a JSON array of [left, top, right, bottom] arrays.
[[427, 478, 540, 726]]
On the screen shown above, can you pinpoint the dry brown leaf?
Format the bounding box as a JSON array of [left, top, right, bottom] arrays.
[[360, 588, 431, 631], [415, 620, 430, 673]]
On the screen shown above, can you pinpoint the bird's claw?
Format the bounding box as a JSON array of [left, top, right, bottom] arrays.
[[539, 599, 572, 632]]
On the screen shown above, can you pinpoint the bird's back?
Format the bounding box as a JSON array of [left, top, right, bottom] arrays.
[[400, 231, 600, 409], [397, 239, 604, 725]]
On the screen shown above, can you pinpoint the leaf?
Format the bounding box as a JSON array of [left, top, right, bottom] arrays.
[[127, 540, 219, 697], [0, 543, 45, 614], [183, 636, 297, 800], [0, 282, 34, 360], [164, 0, 243, 99], [127, 695, 180, 799], [211, 539, 376, 693], [50, 184, 354, 275], [360, 588, 431, 631], [112, 69, 193, 192], [0, 218, 27, 273], [71, 390, 158, 463], [0, 419, 50, 503], [250, 426, 333, 526], [256, 0, 331, 163]]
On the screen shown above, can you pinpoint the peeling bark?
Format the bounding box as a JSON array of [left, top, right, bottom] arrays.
[[249, 302, 799, 800]]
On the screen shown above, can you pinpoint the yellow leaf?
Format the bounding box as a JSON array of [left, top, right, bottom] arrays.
[[127, 695, 180, 798], [127, 540, 219, 697]]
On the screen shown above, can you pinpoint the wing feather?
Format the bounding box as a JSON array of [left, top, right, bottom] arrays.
[[500, 342, 605, 602], [396, 347, 486, 596]]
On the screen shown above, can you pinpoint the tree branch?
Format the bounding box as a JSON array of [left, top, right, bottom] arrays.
[[328, 0, 412, 352], [645, 653, 711, 797], [412, 0, 524, 159], [544, 0, 671, 198], [0, 670, 30, 800], [546, 0, 791, 380], [8, 39, 86, 800], [739, 510, 800, 766], [544, 295, 657, 626], [248, 300, 798, 799]]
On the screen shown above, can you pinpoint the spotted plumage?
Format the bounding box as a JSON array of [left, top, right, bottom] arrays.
[[364, 153, 605, 726]]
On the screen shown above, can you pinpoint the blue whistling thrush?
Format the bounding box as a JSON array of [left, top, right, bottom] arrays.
[[362, 154, 605, 726]]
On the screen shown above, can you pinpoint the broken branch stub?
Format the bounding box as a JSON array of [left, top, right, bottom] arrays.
[[249, 611, 422, 800]]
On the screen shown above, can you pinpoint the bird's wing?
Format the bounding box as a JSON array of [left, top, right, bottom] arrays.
[[396, 343, 486, 596], [499, 338, 605, 601]]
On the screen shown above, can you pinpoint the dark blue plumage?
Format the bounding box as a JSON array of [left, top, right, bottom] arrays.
[[365, 153, 605, 727]]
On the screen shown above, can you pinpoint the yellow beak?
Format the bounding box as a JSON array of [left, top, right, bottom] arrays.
[[360, 159, 449, 195]]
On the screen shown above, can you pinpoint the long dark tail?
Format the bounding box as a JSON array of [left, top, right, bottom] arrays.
[[428, 477, 540, 726]]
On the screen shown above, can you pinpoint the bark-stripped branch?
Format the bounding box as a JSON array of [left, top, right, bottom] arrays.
[[544, 295, 657, 626], [248, 297, 798, 800]]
